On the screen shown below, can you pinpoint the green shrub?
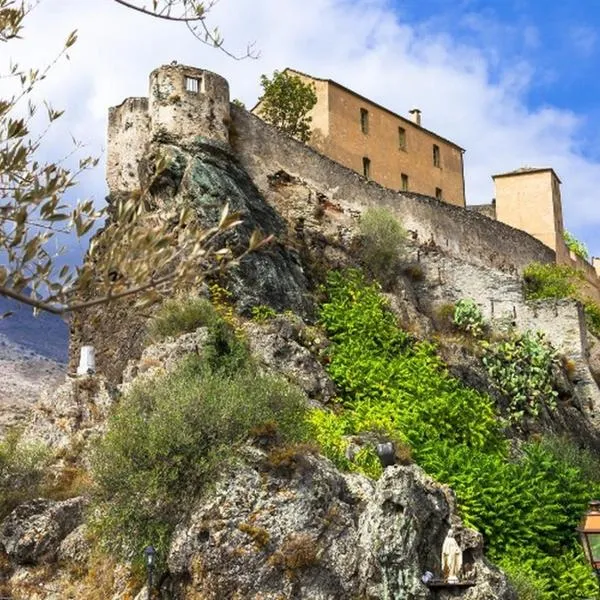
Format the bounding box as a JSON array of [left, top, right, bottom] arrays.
[[584, 300, 600, 339], [481, 331, 560, 424], [523, 263, 581, 301], [90, 354, 309, 569], [251, 305, 277, 323], [564, 231, 589, 261], [147, 296, 219, 341], [0, 429, 49, 518], [453, 299, 485, 337], [312, 269, 599, 598], [358, 207, 407, 288]]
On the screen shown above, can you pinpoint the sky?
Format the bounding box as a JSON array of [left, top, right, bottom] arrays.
[[7, 0, 600, 260]]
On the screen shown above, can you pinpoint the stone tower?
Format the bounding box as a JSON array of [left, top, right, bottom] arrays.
[[106, 64, 231, 193], [492, 167, 565, 258]]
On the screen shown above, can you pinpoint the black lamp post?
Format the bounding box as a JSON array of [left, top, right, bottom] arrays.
[[578, 501, 600, 596], [143, 545, 157, 600]]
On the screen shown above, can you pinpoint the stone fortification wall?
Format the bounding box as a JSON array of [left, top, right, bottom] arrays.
[[106, 65, 231, 193], [230, 105, 555, 275], [106, 97, 150, 192], [149, 64, 230, 145]]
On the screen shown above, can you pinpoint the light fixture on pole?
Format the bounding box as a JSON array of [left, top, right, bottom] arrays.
[[577, 500, 600, 595], [143, 545, 157, 600]]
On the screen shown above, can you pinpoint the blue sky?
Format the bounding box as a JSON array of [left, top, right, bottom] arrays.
[[7, 0, 600, 262]]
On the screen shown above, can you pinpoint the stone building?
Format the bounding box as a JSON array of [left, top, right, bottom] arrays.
[[107, 63, 230, 193], [252, 68, 466, 207], [489, 167, 600, 301]]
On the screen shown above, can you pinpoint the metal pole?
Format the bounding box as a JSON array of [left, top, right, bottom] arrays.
[[147, 563, 153, 600]]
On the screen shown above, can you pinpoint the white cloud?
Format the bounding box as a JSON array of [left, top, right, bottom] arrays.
[[8, 0, 600, 257]]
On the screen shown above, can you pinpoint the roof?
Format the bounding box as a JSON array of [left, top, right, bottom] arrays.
[[252, 68, 465, 152], [492, 167, 562, 184]]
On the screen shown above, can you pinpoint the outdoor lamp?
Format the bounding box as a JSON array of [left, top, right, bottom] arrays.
[[376, 442, 396, 468], [143, 546, 157, 599], [578, 501, 600, 589]]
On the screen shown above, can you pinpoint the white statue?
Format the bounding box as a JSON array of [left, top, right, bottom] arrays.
[[77, 345, 96, 376], [441, 529, 462, 583]]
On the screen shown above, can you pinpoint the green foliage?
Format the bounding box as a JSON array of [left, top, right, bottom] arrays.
[[251, 305, 277, 323], [0, 429, 49, 518], [563, 231, 589, 260], [523, 263, 581, 301], [257, 70, 317, 142], [481, 331, 560, 424], [148, 296, 219, 341], [358, 208, 408, 288], [584, 300, 600, 339], [523, 262, 600, 340], [90, 346, 308, 569], [453, 298, 485, 337], [313, 269, 599, 598]]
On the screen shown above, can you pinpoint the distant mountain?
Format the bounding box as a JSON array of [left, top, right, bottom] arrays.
[[0, 294, 69, 363]]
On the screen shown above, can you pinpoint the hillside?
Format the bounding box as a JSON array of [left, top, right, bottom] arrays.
[[2, 65, 600, 599]]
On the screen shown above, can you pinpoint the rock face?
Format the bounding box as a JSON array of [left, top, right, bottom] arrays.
[[168, 447, 514, 600], [0, 497, 84, 565], [70, 140, 313, 385], [24, 375, 113, 452], [243, 316, 336, 404]]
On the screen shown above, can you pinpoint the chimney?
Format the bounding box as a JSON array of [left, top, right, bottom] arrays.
[[409, 108, 422, 127]]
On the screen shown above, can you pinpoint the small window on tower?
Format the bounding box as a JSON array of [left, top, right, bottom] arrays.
[[362, 157, 371, 179], [185, 76, 200, 93], [435, 187, 443, 200]]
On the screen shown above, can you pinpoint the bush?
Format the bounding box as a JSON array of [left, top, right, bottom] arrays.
[[147, 296, 219, 341], [312, 269, 599, 598], [564, 231, 589, 261], [90, 354, 309, 570], [584, 300, 600, 339], [358, 207, 407, 288], [453, 299, 485, 337], [481, 331, 560, 424], [0, 429, 49, 518], [523, 263, 581, 301]]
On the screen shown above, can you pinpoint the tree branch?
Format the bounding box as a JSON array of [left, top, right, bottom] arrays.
[[112, 0, 204, 22]]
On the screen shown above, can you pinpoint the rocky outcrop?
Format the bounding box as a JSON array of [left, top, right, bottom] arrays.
[[0, 497, 85, 565], [243, 316, 336, 404], [167, 447, 514, 600], [23, 375, 113, 452], [70, 140, 314, 385]]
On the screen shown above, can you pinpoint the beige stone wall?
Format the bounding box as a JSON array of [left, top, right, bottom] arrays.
[[252, 70, 465, 207], [231, 106, 556, 275], [494, 170, 563, 253], [106, 97, 150, 193], [322, 85, 465, 207]]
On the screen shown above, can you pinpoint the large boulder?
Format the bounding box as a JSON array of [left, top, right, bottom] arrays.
[[168, 447, 514, 600], [0, 497, 85, 565]]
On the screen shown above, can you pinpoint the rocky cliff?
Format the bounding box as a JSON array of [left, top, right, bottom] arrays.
[[3, 77, 600, 599]]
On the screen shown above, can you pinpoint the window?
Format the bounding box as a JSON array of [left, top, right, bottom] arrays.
[[433, 144, 441, 167], [401, 173, 409, 191], [360, 108, 369, 134], [362, 157, 371, 179], [435, 187, 443, 200], [185, 76, 201, 93], [398, 127, 406, 150]]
